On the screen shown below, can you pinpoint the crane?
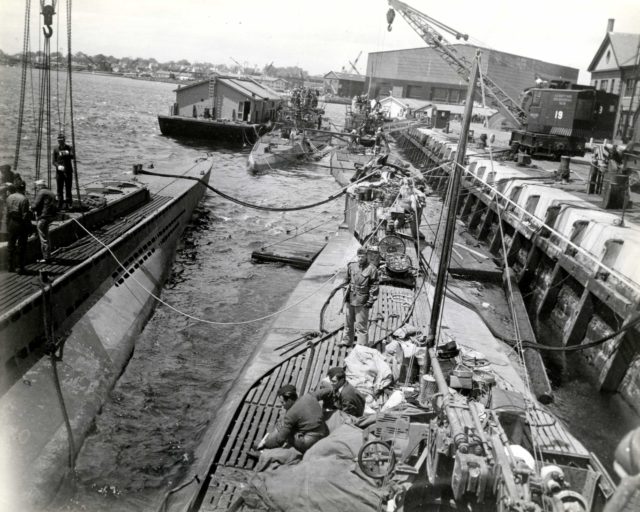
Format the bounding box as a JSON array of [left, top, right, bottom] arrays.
[[349, 51, 363, 75], [342, 51, 363, 75], [386, 0, 527, 128], [229, 57, 244, 74]]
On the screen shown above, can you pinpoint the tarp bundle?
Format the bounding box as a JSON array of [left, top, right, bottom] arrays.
[[245, 424, 384, 512], [345, 345, 393, 412]]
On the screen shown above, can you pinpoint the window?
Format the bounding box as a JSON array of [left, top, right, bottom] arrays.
[[406, 84, 423, 99], [432, 88, 449, 102], [606, 50, 611, 64], [593, 80, 598, 89], [624, 79, 635, 96], [610, 79, 616, 93], [600, 80, 608, 91]]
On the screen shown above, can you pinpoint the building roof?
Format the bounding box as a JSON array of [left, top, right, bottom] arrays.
[[324, 71, 366, 82], [173, 76, 282, 100], [588, 32, 640, 71], [217, 77, 282, 100], [366, 45, 578, 103], [256, 76, 288, 83], [379, 97, 432, 110], [415, 103, 498, 117], [173, 79, 209, 93]]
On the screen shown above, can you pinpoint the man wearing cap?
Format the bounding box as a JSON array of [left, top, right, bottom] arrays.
[[53, 133, 74, 209], [5, 182, 31, 273], [33, 179, 58, 263], [258, 384, 328, 453], [314, 367, 365, 418], [340, 247, 379, 347]]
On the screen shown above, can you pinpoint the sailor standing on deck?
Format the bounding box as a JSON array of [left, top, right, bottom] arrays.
[[53, 133, 74, 210], [33, 179, 58, 263], [5, 182, 31, 274], [340, 247, 379, 347]]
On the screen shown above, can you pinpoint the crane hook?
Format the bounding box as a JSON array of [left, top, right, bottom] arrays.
[[41, 2, 55, 39], [386, 8, 396, 31]]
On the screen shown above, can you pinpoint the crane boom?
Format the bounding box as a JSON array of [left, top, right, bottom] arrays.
[[387, 0, 527, 128]]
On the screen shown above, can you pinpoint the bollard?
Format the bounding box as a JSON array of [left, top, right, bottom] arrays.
[[587, 162, 600, 194], [602, 174, 629, 209], [558, 155, 571, 181]]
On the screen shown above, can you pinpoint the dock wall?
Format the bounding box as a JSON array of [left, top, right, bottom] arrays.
[[393, 128, 640, 414]]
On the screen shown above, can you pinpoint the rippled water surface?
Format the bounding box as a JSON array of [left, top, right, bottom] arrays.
[[1, 65, 347, 511], [1, 65, 637, 511]]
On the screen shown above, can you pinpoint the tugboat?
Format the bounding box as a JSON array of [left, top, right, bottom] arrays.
[[247, 87, 330, 171]]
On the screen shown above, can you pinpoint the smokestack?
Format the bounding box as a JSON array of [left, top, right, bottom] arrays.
[[607, 19, 615, 32]]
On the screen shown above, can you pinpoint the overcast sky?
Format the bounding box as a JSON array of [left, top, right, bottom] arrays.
[[0, 0, 638, 82]]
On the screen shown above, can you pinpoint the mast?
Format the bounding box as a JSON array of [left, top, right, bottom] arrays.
[[427, 51, 480, 345]]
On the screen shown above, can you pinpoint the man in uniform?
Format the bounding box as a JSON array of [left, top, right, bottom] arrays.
[[257, 384, 328, 454], [33, 179, 58, 263], [5, 182, 31, 274], [53, 133, 74, 209], [340, 246, 379, 347], [314, 367, 365, 418]]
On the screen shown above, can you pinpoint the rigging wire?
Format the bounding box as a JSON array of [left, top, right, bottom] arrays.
[[70, 217, 341, 326], [14, 0, 32, 172]]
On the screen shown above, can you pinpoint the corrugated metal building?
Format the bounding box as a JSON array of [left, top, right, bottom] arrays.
[[323, 71, 366, 98], [173, 76, 282, 122], [365, 45, 579, 105]]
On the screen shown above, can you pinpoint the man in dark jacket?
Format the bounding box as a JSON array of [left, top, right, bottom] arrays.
[[33, 179, 58, 262], [314, 367, 365, 417], [53, 133, 74, 209], [259, 385, 328, 453], [5, 183, 31, 273], [340, 247, 379, 347]]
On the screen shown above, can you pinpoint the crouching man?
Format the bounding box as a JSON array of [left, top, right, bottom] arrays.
[[314, 367, 365, 418], [258, 385, 329, 454]]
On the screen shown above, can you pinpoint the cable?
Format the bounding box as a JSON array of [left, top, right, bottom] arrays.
[[521, 314, 640, 352], [70, 217, 341, 326]]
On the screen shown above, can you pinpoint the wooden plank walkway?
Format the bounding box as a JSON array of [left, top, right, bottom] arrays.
[[251, 238, 326, 269], [0, 195, 171, 316]]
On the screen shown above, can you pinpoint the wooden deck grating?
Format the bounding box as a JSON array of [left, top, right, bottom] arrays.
[[199, 282, 425, 511], [0, 195, 171, 315]]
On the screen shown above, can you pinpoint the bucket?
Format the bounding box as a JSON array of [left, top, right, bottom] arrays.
[[419, 374, 437, 405]]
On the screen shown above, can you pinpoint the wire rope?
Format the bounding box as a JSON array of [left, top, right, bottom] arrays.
[[70, 217, 341, 326]]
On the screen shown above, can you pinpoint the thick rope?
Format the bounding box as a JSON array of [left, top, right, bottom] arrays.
[[136, 169, 345, 212]]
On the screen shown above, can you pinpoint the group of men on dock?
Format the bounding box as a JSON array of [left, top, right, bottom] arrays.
[[2, 133, 75, 273]]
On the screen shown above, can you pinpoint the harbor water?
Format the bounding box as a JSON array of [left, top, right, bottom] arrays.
[[0, 66, 636, 511]]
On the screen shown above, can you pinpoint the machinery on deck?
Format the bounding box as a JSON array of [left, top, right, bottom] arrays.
[[386, 0, 618, 158]]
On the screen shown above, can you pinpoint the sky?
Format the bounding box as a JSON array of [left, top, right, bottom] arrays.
[[0, 0, 638, 83]]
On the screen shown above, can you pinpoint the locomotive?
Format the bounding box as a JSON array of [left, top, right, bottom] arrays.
[[510, 83, 619, 158]]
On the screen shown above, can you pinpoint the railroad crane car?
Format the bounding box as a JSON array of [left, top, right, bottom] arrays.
[[511, 86, 619, 158], [387, 0, 619, 159]]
